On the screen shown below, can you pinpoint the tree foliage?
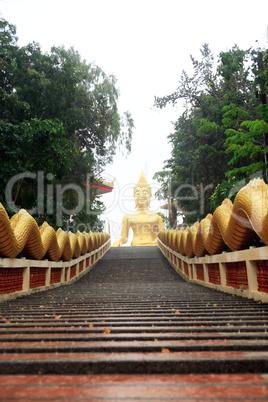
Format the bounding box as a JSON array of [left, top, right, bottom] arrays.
[[0, 16, 134, 230], [223, 104, 268, 179], [154, 43, 267, 225]]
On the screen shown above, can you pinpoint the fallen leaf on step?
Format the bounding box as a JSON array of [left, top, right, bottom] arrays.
[[161, 348, 170, 353]]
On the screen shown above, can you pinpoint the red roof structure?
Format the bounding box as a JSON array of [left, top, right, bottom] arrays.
[[90, 179, 114, 195]]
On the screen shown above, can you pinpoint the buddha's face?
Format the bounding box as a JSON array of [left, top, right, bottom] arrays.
[[134, 186, 151, 209]]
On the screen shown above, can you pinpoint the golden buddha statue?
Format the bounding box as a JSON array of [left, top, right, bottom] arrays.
[[113, 171, 164, 247]]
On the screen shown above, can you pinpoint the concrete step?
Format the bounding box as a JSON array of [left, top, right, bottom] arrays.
[[1, 246, 268, 399], [1, 373, 268, 401]]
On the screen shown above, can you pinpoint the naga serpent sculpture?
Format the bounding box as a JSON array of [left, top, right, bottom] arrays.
[[1, 178, 267, 261], [0, 206, 110, 261], [158, 178, 268, 257]]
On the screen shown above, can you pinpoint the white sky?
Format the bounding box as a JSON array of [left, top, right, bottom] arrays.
[[1, 0, 267, 243]]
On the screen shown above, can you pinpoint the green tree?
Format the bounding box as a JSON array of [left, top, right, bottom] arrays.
[[0, 18, 29, 121], [223, 103, 268, 179], [12, 43, 132, 164], [0, 17, 134, 230], [154, 44, 265, 223], [154, 45, 226, 223], [210, 48, 268, 207], [0, 118, 73, 216]]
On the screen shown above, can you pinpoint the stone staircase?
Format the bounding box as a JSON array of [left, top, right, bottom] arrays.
[[0, 246, 268, 400]]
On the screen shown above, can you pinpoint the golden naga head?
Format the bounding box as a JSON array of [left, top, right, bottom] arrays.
[[134, 170, 152, 209]]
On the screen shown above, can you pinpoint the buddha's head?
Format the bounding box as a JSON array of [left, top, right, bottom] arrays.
[[134, 171, 152, 209]]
